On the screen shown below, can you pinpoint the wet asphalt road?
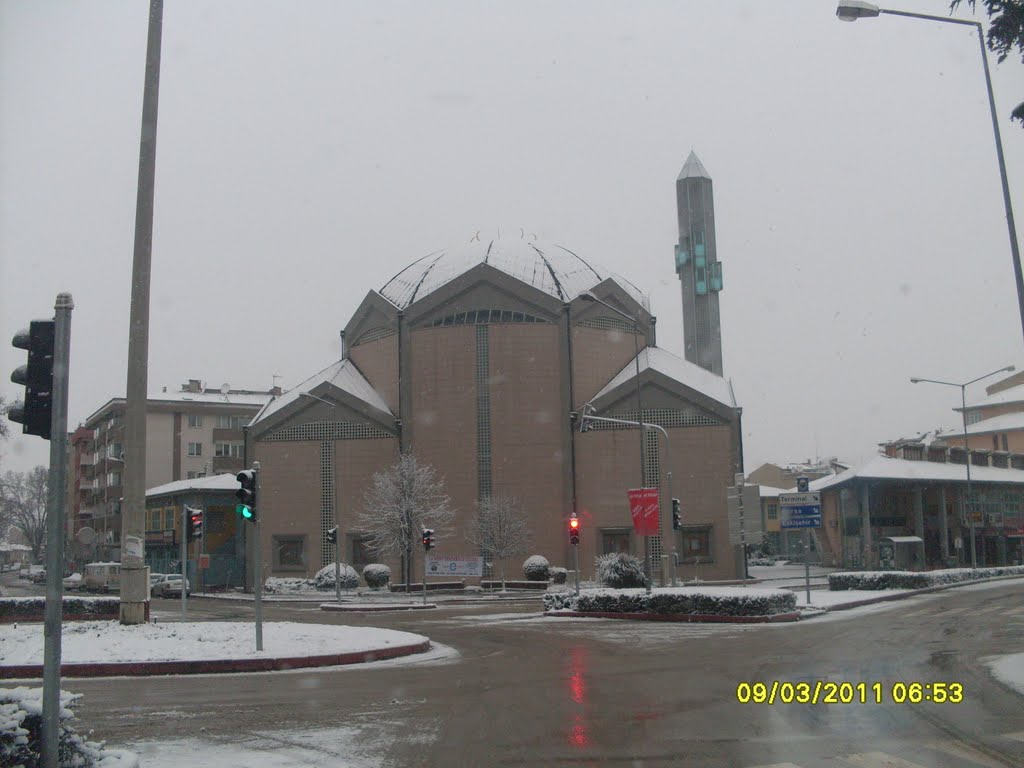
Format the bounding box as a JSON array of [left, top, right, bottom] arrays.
[[5, 579, 1024, 767]]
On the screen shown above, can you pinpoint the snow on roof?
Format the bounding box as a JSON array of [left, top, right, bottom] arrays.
[[963, 382, 1024, 410], [147, 473, 240, 498], [147, 391, 273, 406], [593, 346, 736, 408], [677, 150, 711, 180], [810, 455, 1024, 492], [962, 412, 1024, 435], [252, 359, 392, 425], [884, 536, 924, 544], [757, 485, 790, 498], [379, 236, 649, 312]]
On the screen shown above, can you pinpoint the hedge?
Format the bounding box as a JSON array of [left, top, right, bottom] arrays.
[[0, 597, 119, 622], [543, 587, 796, 617], [828, 565, 1024, 591]]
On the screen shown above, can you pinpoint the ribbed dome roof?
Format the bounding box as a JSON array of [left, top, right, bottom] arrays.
[[380, 236, 648, 311]]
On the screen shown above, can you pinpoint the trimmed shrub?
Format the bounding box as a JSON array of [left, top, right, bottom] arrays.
[[522, 555, 550, 582], [362, 564, 392, 589], [0, 597, 118, 622], [550, 567, 568, 585], [313, 563, 360, 590], [595, 552, 646, 589], [829, 565, 1024, 591], [1, 687, 138, 767], [543, 587, 797, 617]]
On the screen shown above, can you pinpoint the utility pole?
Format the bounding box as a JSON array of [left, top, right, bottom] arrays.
[[121, 0, 163, 626], [253, 461, 263, 651]]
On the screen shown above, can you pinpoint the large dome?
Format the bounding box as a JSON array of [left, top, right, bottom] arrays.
[[379, 236, 648, 311]]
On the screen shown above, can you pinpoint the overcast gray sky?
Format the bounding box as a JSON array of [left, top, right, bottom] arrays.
[[2, 0, 1023, 477]]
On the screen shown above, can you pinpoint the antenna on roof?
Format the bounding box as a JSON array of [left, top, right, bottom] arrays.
[[220, 383, 230, 395]]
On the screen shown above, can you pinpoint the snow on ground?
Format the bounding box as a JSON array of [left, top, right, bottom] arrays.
[[987, 653, 1024, 697], [748, 564, 836, 581], [126, 718, 439, 768], [793, 589, 906, 608], [0, 621, 427, 666]]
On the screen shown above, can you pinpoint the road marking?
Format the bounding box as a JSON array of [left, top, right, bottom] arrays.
[[934, 606, 967, 616], [1002, 731, 1024, 742], [1003, 606, 1024, 616], [901, 608, 934, 617], [838, 752, 930, 767], [973, 605, 1004, 615], [743, 763, 803, 768]]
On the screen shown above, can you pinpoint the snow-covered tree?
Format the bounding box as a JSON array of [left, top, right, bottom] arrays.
[[466, 496, 532, 591], [357, 453, 455, 591], [0, 467, 48, 562]]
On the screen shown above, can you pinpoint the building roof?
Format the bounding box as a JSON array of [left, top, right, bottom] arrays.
[[809, 454, 1024, 492], [251, 358, 392, 426], [757, 485, 790, 498], [147, 473, 240, 498], [677, 150, 711, 181], [85, 390, 272, 424], [593, 346, 736, 408], [379, 236, 649, 312], [962, 382, 1024, 410]]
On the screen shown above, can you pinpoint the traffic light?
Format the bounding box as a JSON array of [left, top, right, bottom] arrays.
[[422, 528, 435, 551], [186, 507, 203, 542], [569, 513, 580, 545], [672, 498, 681, 530], [236, 469, 257, 522], [326, 526, 338, 544], [8, 320, 55, 440]]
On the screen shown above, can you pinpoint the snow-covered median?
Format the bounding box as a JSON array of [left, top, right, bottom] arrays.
[[794, 589, 906, 608], [829, 566, 1024, 591], [987, 653, 1024, 697], [0, 621, 427, 666]]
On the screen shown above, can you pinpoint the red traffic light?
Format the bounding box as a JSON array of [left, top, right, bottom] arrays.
[[570, 518, 579, 529], [569, 514, 580, 545]]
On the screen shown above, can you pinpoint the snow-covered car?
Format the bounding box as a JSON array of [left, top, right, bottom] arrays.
[[30, 568, 47, 584], [62, 573, 84, 592], [151, 574, 190, 598]]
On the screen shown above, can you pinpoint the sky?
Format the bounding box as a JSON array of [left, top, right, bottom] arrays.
[[1, 0, 1023, 477]]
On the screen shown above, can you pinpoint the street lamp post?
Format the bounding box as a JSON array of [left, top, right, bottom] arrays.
[[578, 291, 655, 587], [910, 365, 1015, 568], [836, 1, 1024, 343], [299, 391, 343, 602]]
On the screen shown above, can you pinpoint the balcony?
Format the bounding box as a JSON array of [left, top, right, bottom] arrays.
[[213, 427, 245, 441], [213, 455, 244, 474]]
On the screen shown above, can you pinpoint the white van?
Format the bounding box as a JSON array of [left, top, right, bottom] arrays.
[[83, 562, 121, 593]]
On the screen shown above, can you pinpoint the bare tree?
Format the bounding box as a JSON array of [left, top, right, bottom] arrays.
[[358, 453, 455, 592], [466, 495, 532, 591], [1, 466, 49, 562]]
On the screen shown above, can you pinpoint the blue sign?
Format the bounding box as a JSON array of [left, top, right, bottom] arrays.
[[781, 504, 822, 529]]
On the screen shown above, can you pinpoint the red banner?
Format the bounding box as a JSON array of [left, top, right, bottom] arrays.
[[628, 488, 660, 535]]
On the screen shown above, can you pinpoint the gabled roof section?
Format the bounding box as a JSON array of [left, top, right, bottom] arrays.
[[380, 237, 648, 312], [809, 455, 1024, 492], [677, 150, 710, 180], [147, 473, 239, 498], [593, 346, 736, 409], [251, 359, 392, 426]]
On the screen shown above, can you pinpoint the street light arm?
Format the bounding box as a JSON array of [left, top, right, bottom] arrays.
[[909, 376, 958, 388], [879, 8, 980, 28], [577, 291, 638, 325], [965, 365, 1015, 388]]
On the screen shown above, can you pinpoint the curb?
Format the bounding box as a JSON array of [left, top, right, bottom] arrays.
[[320, 603, 437, 612], [1, 640, 431, 679], [801, 574, 1024, 616], [544, 611, 801, 623]]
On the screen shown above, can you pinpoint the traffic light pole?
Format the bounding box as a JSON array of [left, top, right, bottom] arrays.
[[253, 462, 263, 651], [335, 531, 342, 604], [423, 548, 428, 606], [180, 507, 187, 620], [42, 293, 73, 768], [573, 542, 580, 596]]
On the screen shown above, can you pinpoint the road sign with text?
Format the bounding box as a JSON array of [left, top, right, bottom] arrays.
[[779, 492, 821, 529]]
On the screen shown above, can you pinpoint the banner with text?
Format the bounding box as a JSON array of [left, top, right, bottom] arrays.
[[628, 487, 660, 535], [426, 555, 484, 577]]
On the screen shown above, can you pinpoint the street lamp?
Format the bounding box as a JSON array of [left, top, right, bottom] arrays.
[[299, 391, 344, 602], [910, 365, 1015, 568], [577, 291, 654, 586], [836, 1, 1024, 343]]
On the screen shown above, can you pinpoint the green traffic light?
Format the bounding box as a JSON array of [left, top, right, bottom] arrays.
[[237, 503, 254, 520]]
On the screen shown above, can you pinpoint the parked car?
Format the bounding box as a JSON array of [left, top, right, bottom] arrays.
[[151, 574, 190, 598], [30, 568, 47, 584], [83, 562, 121, 593], [18, 568, 31, 580], [62, 572, 84, 591]]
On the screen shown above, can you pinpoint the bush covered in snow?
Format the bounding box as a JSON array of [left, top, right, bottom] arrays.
[[1, 686, 138, 767], [313, 564, 360, 590], [594, 552, 647, 589], [263, 577, 314, 594], [829, 565, 1024, 591], [543, 587, 797, 617], [362, 564, 391, 589], [748, 557, 776, 567], [0, 597, 118, 621], [550, 567, 567, 585], [522, 555, 550, 581]]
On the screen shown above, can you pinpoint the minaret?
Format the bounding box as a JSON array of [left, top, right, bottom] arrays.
[[675, 150, 723, 375]]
